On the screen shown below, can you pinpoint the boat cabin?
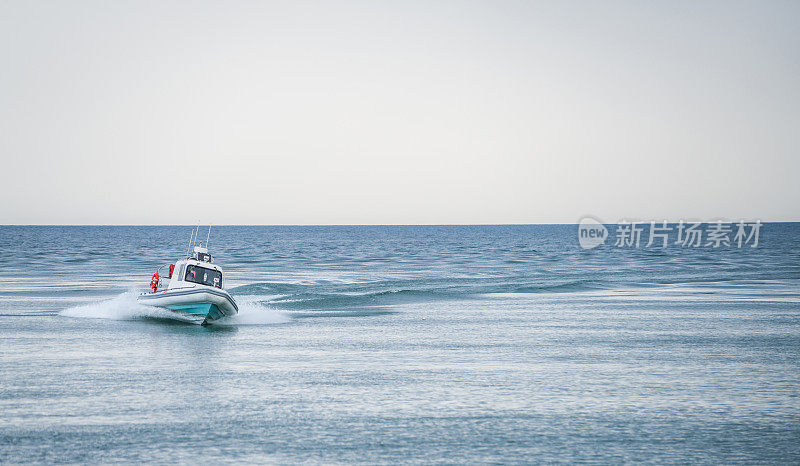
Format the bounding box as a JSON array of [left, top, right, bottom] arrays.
[[153, 246, 224, 292]]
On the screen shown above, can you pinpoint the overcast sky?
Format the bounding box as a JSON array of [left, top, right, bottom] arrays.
[[1, 0, 798, 224]]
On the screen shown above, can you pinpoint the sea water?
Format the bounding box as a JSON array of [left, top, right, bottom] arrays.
[[1, 225, 798, 463]]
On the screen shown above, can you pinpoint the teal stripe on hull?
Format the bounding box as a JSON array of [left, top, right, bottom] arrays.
[[165, 303, 225, 322], [166, 302, 213, 315]]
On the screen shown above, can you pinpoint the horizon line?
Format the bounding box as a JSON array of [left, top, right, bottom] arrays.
[[2, 221, 797, 227]]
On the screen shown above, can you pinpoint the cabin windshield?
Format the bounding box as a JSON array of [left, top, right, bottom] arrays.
[[185, 264, 222, 288]]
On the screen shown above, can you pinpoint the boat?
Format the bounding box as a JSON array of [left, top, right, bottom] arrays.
[[137, 227, 238, 325]]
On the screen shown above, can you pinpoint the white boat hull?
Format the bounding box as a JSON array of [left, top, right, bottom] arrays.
[[137, 287, 238, 325]]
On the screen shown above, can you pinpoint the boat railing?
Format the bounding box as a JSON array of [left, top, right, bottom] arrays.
[[154, 263, 175, 291]]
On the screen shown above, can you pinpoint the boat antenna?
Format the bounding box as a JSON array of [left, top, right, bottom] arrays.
[[193, 222, 199, 248], [206, 224, 212, 248], [187, 227, 196, 258]]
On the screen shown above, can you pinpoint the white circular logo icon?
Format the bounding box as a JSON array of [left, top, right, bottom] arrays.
[[578, 217, 608, 249]]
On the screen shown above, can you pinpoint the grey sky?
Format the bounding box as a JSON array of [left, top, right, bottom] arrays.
[[1, 0, 798, 224]]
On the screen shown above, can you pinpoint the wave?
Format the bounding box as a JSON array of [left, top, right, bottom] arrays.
[[227, 278, 613, 311], [513, 280, 605, 293], [214, 296, 289, 325], [229, 275, 800, 312], [60, 291, 288, 326], [265, 289, 458, 310], [59, 291, 181, 321]]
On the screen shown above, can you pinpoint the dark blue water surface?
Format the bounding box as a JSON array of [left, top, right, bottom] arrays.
[[1, 225, 799, 463]]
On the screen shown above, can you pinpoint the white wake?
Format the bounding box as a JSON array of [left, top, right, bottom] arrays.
[[214, 295, 289, 325], [59, 291, 288, 325]]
